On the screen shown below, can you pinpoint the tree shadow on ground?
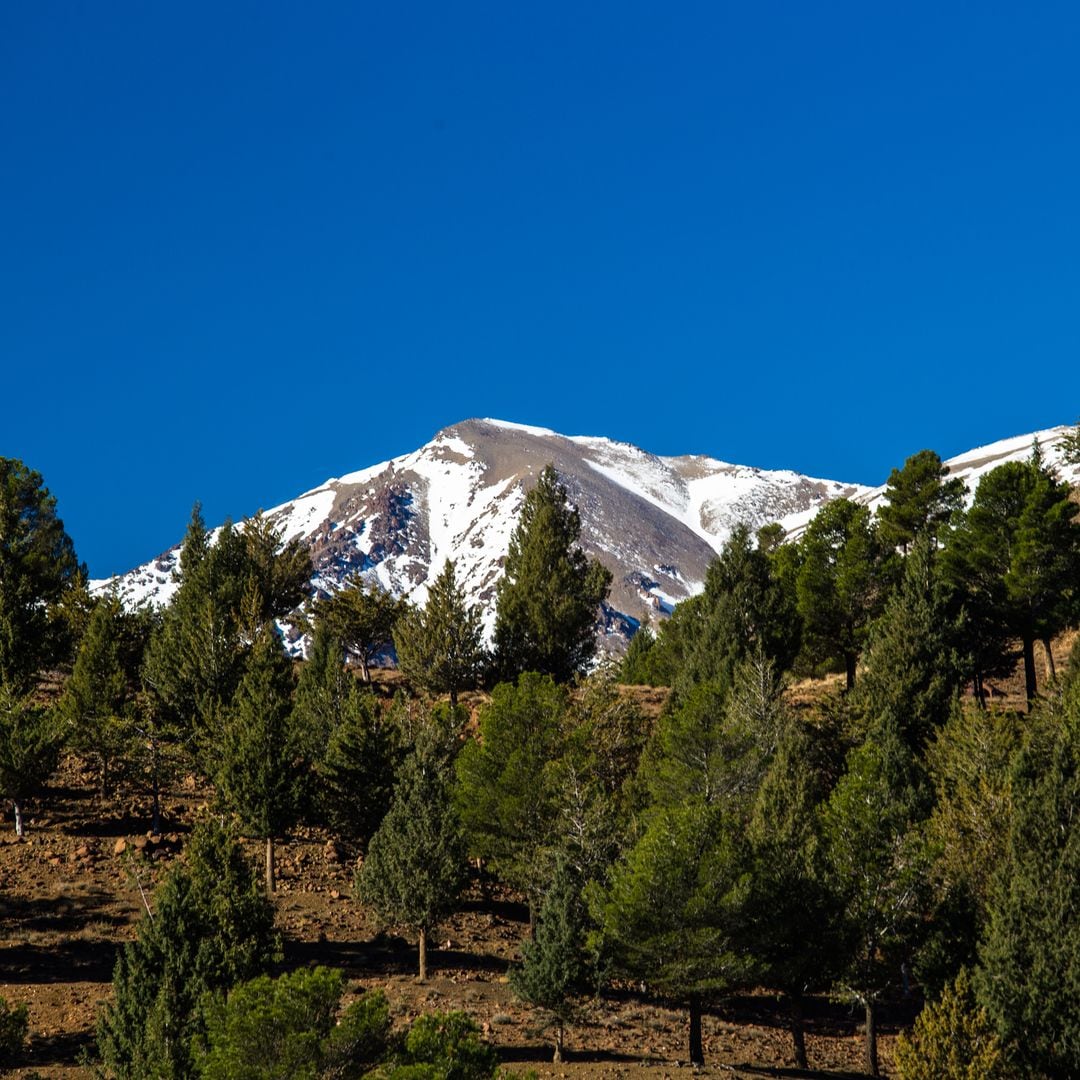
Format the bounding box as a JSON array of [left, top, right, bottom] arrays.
[[283, 931, 508, 978]]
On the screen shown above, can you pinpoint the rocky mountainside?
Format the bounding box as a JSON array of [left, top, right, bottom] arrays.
[[95, 419, 1080, 653]]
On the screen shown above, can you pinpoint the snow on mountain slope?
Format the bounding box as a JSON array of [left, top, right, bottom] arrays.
[[93, 419, 1080, 653]]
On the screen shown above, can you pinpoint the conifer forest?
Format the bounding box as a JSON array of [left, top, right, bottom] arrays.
[[3, 437, 1080, 1079]]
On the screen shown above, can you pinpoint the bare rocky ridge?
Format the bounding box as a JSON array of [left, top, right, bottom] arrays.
[[95, 419, 1080, 654]]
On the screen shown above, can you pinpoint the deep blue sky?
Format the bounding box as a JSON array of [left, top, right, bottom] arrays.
[[3, 3, 1079, 577]]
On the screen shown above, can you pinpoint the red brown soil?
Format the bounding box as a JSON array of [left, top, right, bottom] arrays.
[[1, 759, 905, 1080]]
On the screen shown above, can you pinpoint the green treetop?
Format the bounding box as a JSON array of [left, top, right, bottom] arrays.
[[493, 465, 611, 683]]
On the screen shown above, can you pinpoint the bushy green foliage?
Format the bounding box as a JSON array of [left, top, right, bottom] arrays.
[[0, 994, 29, 1066], [854, 534, 962, 749], [192, 967, 390, 1080], [493, 465, 611, 683], [0, 684, 62, 836], [97, 818, 279, 1079], [510, 858, 587, 1061], [894, 969, 1005, 1080], [394, 559, 486, 706], [976, 681, 1080, 1077], [358, 733, 466, 980], [315, 680, 398, 850], [794, 498, 890, 689], [397, 1011, 498, 1080], [311, 575, 402, 683], [877, 448, 965, 553], [591, 801, 752, 1065], [142, 506, 310, 760], [455, 673, 568, 900], [216, 628, 302, 891], [57, 592, 140, 793], [822, 726, 932, 1077], [0, 456, 82, 693], [194, 966, 345, 1080]]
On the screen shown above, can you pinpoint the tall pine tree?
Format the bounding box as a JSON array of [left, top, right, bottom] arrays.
[[394, 559, 486, 706], [493, 466, 611, 683]]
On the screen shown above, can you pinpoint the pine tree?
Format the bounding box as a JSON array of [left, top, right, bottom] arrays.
[[677, 524, 799, 696], [0, 457, 82, 693], [394, 559, 486, 706], [746, 719, 837, 1070], [216, 628, 301, 893], [57, 593, 135, 794], [822, 727, 932, 1077], [877, 449, 965, 553], [855, 534, 962, 750], [357, 733, 467, 981], [592, 800, 752, 1066], [193, 966, 350, 1080], [292, 622, 352, 762], [510, 857, 587, 1062], [314, 575, 402, 683], [97, 818, 278, 1079], [316, 678, 398, 850], [976, 681, 1080, 1077], [795, 498, 890, 689], [454, 673, 568, 911], [493, 465, 612, 683], [0, 684, 62, 836]]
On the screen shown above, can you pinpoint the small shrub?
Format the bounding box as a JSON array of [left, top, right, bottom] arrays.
[[894, 969, 1006, 1080], [402, 1011, 499, 1080], [0, 995, 29, 1064]]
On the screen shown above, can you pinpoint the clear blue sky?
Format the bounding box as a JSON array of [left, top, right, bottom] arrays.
[[3, 3, 1079, 577]]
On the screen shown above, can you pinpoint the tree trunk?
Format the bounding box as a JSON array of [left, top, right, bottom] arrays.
[[450, 686, 458, 709], [974, 671, 986, 710], [360, 656, 371, 684], [150, 741, 162, 837], [265, 835, 276, 894], [688, 993, 704, 1066], [789, 993, 808, 1070], [1043, 637, 1057, 683], [1022, 635, 1037, 707], [13, 800, 24, 838], [864, 999, 879, 1078], [553, 1020, 564, 1063], [418, 925, 428, 982], [845, 653, 857, 692]]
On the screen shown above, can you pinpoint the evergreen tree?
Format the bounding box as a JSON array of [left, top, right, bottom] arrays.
[[97, 818, 278, 1079], [493, 465, 611, 683], [795, 498, 889, 689], [894, 969, 1006, 1080], [877, 449, 965, 553], [944, 458, 1079, 705], [314, 575, 402, 683], [677, 524, 800, 696], [976, 682, 1080, 1077], [192, 967, 385, 1080], [316, 678, 398, 850], [0, 457, 82, 693], [822, 727, 932, 1077], [619, 623, 658, 685], [143, 508, 311, 761], [394, 559, 486, 706], [592, 800, 752, 1066], [57, 593, 136, 793], [746, 719, 837, 1070], [0, 683, 62, 836], [454, 673, 568, 911], [216, 628, 301, 893], [357, 733, 467, 981], [291, 622, 352, 762], [510, 857, 587, 1062], [855, 534, 962, 750]]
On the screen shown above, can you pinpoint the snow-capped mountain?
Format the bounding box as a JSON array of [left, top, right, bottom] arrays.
[[94, 419, 1080, 652]]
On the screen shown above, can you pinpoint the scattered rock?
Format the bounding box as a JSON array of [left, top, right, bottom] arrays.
[[329, 889, 341, 900], [114, 838, 127, 855]]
